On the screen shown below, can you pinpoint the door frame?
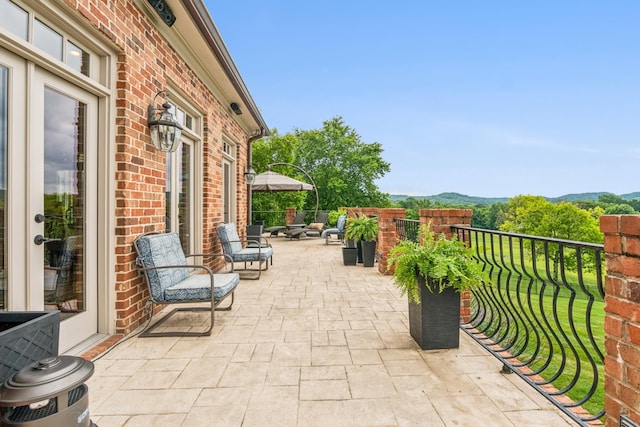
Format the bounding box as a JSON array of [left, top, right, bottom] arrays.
[[28, 68, 99, 351]]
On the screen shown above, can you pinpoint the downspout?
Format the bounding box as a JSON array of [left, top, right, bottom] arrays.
[[247, 127, 267, 224]]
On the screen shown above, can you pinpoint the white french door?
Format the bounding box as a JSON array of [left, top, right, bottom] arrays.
[[1, 49, 98, 351]]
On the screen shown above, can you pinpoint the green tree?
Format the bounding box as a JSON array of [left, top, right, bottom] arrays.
[[499, 195, 603, 278], [250, 130, 308, 215], [395, 197, 432, 219], [295, 117, 391, 211], [604, 204, 636, 214]]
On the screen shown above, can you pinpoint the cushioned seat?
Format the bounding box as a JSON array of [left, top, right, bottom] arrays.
[[321, 214, 347, 244], [217, 223, 274, 279], [134, 232, 239, 337]]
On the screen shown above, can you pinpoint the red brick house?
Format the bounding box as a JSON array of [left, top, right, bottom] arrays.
[[0, 0, 267, 351]]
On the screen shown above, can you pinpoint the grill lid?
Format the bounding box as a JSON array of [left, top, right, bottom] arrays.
[[0, 356, 94, 406]]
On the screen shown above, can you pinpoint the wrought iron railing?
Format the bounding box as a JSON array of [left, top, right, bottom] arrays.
[[251, 210, 286, 228], [452, 225, 605, 425], [394, 218, 420, 242]]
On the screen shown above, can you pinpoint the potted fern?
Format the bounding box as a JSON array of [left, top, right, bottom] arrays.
[[345, 214, 378, 267], [387, 224, 489, 349]]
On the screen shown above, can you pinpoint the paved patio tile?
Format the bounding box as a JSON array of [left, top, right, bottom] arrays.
[[311, 345, 352, 365], [86, 237, 581, 426], [300, 379, 351, 400], [92, 389, 200, 416]]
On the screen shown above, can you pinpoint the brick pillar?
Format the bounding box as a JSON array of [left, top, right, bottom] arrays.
[[285, 207, 297, 224], [600, 215, 640, 427], [343, 208, 406, 274], [376, 208, 406, 274], [419, 209, 474, 322]]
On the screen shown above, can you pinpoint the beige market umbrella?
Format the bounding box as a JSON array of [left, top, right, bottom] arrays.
[[251, 170, 314, 192], [251, 170, 318, 219]]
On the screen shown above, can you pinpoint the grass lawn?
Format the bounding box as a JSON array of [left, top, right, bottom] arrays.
[[469, 232, 605, 419]]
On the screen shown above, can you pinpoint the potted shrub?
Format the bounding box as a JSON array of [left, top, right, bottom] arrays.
[[387, 224, 489, 350], [345, 214, 378, 267]]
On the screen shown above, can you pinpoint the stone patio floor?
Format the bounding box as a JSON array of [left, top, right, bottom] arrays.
[[87, 235, 577, 426]]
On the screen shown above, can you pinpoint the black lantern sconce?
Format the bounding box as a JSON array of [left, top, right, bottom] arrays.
[[147, 91, 183, 152], [244, 165, 257, 185]]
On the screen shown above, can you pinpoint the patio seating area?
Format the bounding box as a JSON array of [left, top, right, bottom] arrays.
[[87, 237, 576, 426]]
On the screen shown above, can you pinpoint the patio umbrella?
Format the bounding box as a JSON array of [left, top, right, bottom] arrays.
[[251, 170, 318, 219], [251, 170, 314, 192]]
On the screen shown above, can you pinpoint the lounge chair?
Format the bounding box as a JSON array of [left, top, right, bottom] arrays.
[[133, 232, 239, 337], [217, 223, 274, 279], [264, 211, 306, 237], [286, 212, 329, 239], [321, 214, 347, 244]]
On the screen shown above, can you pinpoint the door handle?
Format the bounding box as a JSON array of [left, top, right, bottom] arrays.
[[34, 235, 62, 246]]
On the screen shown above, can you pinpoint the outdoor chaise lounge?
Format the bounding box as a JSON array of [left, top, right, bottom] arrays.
[[321, 214, 347, 244], [217, 223, 274, 279], [285, 211, 329, 239], [134, 232, 240, 337], [264, 211, 306, 237]]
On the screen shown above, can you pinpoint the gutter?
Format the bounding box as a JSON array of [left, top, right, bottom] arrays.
[[181, 0, 270, 136]]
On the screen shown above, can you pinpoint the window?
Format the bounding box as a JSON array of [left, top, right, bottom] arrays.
[[166, 141, 193, 253], [222, 138, 236, 224], [0, 0, 91, 77], [165, 100, 200, 253]]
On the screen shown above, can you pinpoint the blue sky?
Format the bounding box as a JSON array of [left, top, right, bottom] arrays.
[[206, 1, 640, 198]]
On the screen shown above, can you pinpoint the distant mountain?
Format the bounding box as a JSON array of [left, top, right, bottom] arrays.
[[390, 191, 640, 205], [389, 192, 507, 205], [548, 192, 610, 202], [621, 192, 640, 200]]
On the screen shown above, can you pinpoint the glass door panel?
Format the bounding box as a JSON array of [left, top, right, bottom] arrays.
[[0, 66, 7, 310], [42, 87, 86, 316]]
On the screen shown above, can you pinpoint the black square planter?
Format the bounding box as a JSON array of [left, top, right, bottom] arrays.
[[0, 311, 60, 382], [408, 277, 460, 350]]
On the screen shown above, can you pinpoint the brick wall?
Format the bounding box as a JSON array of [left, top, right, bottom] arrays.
[[70, 0, 252, 334], [601, 215, 640, 426]]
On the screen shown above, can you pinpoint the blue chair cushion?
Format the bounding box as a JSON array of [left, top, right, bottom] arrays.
[[135, 233, 189, 300], [163, 272, 240, 302], [231, 247, 274, 262], [217, 223, 243, 255], [322, 215, 347, 238]]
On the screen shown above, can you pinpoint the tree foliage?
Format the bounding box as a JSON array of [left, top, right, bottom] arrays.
[[251, 130, 307, 213], [498, 195, 603, 278], [251, 117, 391, 213]]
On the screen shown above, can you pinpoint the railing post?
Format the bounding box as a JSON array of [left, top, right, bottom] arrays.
[[601, 215, 640, 427], [418, 209, 474, 322]]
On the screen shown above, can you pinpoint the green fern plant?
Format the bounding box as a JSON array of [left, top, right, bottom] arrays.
[[387, 223, 490, 303], [345, 214, 378, 242]]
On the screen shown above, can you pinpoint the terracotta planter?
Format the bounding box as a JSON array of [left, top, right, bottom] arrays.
[[408, 276, 460, 350]]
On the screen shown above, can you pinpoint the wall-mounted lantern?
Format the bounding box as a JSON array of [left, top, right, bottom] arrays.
[[147, 91, 183, 152], [244, 165, 257, 185]]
